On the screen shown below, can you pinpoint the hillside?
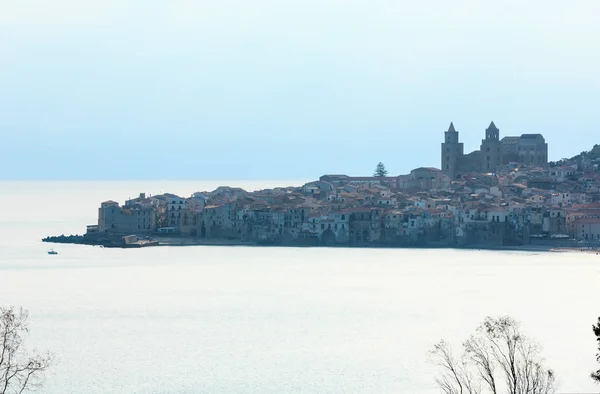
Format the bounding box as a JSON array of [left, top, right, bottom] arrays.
[[550, 144, 600, 167]]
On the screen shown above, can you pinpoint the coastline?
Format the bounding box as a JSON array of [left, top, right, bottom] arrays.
[[47, 234, 600, 254], [155, 239, 596, 254], [42, 233, 600, 254]]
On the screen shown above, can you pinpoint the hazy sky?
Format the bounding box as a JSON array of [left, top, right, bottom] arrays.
[[1, 0, 599, 180]]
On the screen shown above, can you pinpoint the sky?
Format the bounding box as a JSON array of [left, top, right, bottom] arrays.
[[0, 0, 599, 180]]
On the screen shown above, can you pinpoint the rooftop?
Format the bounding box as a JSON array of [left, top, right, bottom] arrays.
[[520, 133, 545, 140]]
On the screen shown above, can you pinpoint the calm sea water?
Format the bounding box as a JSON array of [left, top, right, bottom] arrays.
[[0, 181, 598, 394]]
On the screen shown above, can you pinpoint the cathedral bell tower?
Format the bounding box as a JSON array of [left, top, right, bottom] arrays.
[[480, 121, 502, 173], [441, 122, 464, 179]]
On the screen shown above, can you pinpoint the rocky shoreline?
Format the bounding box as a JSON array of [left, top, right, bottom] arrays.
[[42, 234, 159, 248], [41, 233, 597, 254]]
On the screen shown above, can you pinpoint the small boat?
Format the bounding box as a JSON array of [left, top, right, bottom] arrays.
[[47, 249, 58, 255]]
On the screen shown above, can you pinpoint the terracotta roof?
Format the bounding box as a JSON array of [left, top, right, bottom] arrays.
[[573, 203, 600, 209], [567, 208, 600, 214], [347, 176, 396, 181], [573, 218, 600, 224], [413, 167, 442, 172], [340, 207, 375, 213], [520, 133, 544, 139]]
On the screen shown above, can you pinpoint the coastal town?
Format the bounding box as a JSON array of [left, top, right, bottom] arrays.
[[47, 122, 600, 249]]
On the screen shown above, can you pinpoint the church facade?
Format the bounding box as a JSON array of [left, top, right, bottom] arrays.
[[441, 122, 548, 179]]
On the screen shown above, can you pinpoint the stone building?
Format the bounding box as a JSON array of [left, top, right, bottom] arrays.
[[98, 201, 119, 232], [441, 122, 463, 179], [441, 122, 549, 179], [98, 200, 157, 233], [480, 122, 502, 173], [513, 134, 548, 167]]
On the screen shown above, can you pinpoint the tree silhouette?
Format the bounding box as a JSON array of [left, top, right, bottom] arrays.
[[373, 162, 388, 177], [430, 316, 555, 394], [592, 317, 600, 383]]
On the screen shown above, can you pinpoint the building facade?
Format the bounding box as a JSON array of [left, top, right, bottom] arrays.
[[441, 122, 549, 179], [480, 122, 502, 173], [441, 122, 464, 179], [514, 134, 548, 167]]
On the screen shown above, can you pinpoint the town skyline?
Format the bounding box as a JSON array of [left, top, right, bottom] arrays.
[[42, 141, 600, 250]]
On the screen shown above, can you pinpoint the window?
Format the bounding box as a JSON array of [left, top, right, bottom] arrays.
[[487, 156, 490, 161], [321, 224, 325, 230], [446, 156, 450, 161], [486, 147, 490, 152]]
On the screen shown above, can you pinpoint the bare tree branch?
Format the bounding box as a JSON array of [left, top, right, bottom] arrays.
[[429, 316, 555, 394], [464, 334, 497, 394], [430, 340, 466, 394], [592, 317, 600, 384], [0, 307, 51, 394]]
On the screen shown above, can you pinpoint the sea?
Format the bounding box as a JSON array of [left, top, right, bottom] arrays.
[[0, 181, 598, 394]]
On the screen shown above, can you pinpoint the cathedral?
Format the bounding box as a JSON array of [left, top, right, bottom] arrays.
[[441, 122, 548, 179]]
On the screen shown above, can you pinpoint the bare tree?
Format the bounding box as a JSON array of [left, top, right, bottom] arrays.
[[592, 317, 600, 384], [0, 307, 51, 394], [430, 316, 555, 394]]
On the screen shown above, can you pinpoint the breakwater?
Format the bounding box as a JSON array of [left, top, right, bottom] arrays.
[[42, 234, 159, 248]]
